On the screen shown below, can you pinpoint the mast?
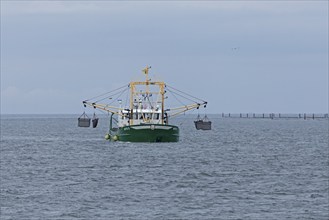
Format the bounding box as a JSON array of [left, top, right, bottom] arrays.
[[129, 83, 134, 125], [161, 82, 165, 125], [142, 66, 165, 125], [143, 66, 151, 96]]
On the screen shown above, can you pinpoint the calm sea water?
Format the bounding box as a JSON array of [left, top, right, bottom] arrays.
[[0, 114, 328, 219]]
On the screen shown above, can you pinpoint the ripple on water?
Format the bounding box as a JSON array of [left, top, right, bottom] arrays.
[[0, 116, 328, 219]]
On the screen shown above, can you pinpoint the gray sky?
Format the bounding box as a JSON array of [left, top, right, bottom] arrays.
[[1, 1, 328, 114]]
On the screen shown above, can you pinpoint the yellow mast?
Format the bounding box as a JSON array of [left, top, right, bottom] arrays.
[[128, 66, 166, 125], [142, 65, 151, 95], [160, 82, 165, 124], [129, 83, 135, 125], [129, 66, 154, 125]]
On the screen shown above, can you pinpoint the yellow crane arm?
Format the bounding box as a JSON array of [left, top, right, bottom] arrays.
[[82, 101, 124, 117], [168, 103, 205, 118]]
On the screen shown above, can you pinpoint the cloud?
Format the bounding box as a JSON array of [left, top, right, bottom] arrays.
[[1, 1, 327, 113], [1, 1, 105, 15], [2, 1, 325, 15], [2, 86, 66, 101], [0, 85, 127, 114], [1, 86, 20, 98], [1, 86, 73, 114], [1, 1, 153, 15]]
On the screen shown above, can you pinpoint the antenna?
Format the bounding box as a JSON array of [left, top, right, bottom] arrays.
[[142, 65, 151, 75], [142, 65, 152, 94]]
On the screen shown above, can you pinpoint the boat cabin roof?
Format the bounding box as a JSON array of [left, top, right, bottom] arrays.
[[122, 109, 162, 113]]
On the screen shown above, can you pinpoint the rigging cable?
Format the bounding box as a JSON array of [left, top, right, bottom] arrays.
[[166, 88, 199, 104], [166, 85, 207, 103], [106, 87, 130, 106], [167, 89, 186, 106], [84, 84, 129, 102], [125, 88, 129, 108], [94, 86, 129, 104]]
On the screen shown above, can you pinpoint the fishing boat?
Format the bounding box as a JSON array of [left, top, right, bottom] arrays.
[[194, 114, 212, 130], [82, 66, 207, 142]]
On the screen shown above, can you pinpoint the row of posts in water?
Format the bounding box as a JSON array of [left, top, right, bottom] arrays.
[[221, 113, 329, 120]]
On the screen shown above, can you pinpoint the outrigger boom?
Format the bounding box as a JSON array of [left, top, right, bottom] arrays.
[[81, 66, 208, 142]]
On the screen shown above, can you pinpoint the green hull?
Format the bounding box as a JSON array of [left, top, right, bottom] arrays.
[[109, 124, 179, 142]]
